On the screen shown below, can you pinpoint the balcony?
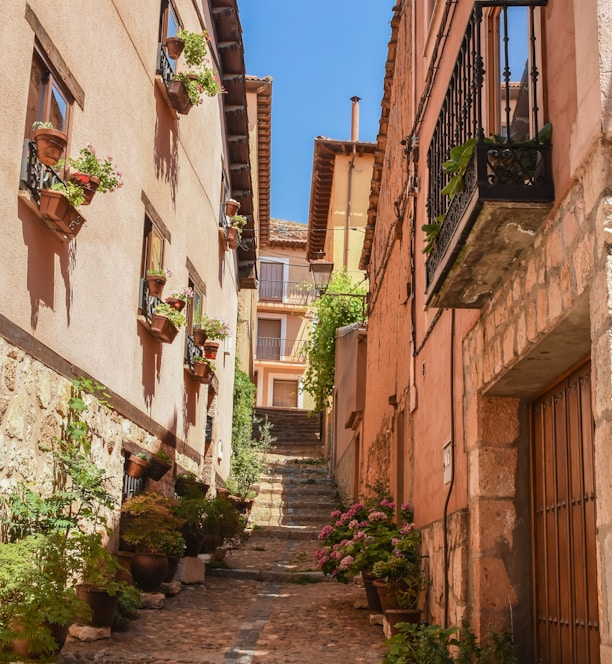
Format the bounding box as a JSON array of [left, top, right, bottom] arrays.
[[258, 280, 313, 306], [256, 337, 308, 364], [425, 2, 554, 309], [19, 140, 87, 240]]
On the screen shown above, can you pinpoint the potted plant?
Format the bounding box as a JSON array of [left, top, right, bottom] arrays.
[[38, 182, 87, 238], [195, 314, 230, 359], [120, 493, 185, 592], [165, 286, 193, 312], [225, 198, 240, 217], [31, 121, 68, 166], [150, 302, 187, 343], [148, 448, 173, 482], [165, 34, 184, 60], [174, 472, 209, 498], [145, 266, 172, 298], [66, 144, 123, 205], [199, 495, 245, 554], [226, 214, 247, 250], [174, 494, 213, 557], [192, 355, 215, 383], [124, 451, 150, 478], [165, 30, 222, 113]]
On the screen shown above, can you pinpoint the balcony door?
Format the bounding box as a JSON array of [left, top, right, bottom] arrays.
[[273, 379, 298, 408], [532, 362, 599, 664], [260, 261, 284, 301], [257, 318, 282, 360]]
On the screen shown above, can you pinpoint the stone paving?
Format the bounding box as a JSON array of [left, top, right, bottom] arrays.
[[58, 413, 389, 663]]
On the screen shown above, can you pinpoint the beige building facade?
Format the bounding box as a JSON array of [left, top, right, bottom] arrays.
[[1, 1, 257, 512]]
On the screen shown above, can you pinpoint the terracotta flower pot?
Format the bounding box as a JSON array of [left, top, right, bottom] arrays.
[[130, 553, 169, 592], [225, 199, 240, 217], [193, 328, 207, 347], [165, 296, 186, 312], [33, 127, 68, 166], [149, 313, 179, 343], [165, 36, 184, 60], [203, 341, 219, 360], [69, 172, 100, 205], [124, 454, 150, 479], [225, 226, 239, 249], [76, 586, 119, 628], [373, 579, 409, 612], [166, 79, 193, 115], [362, 571, 383, 613], [145, 275, 167, 298], [38, 189, 86, 239], [148, 456, 172, 482], [384, 608, 422, 637], [193, 361, 214, 384]]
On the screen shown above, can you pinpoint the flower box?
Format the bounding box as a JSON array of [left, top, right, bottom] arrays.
[[166, 79, 193, 115], [38, 189, 86, 239], [149, 313, 179, 343], [193, 362, 214, 384]]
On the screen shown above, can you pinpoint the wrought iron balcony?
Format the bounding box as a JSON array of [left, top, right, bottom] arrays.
[[425, 1, 553, 308], [138, 279, 162, 326], [256, 337, 308, 363], [20, 140, 87, 240], [258, 280, 313, 305]]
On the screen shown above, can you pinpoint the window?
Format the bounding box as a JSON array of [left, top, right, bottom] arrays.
[[259, 261, 285, 301], [159, 0, 181, 69], [142, 218, 165, 277], [257, 318, 282, 360], [24, 49, 70, 139], [273, 380, 298, 408]]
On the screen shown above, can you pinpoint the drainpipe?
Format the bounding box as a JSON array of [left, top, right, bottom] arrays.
[[345, 97, 360, 269], [442, 309, 456, 628]]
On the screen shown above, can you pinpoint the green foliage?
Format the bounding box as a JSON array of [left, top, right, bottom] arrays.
[[227, 365, 275, 498], [230, 214, 247, 234], [154, 302, 187, 328], [68, 145, 123, 193], [196, 313, 230, 340], [383, 620, 517, 664], [178, 30, 208, 67], [302, 269, 367, 411], [50, 179, 85, 207], [120, 493, 185, 555], [155, 449, 171, 462], [112, 583, 141, 631]]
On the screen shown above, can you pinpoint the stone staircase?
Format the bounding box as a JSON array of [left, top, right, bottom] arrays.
[[209, 408, 340, 581]]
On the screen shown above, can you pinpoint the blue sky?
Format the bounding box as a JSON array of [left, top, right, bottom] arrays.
[[238, 2, 393, 224]]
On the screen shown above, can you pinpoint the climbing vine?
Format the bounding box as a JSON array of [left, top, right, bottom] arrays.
[[302, 269, 367, 412]]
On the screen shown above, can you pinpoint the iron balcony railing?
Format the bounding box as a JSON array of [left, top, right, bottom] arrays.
[[256, 337, 309, 363], [20, 140, 63, 203], [138, 279, 162, 325], [258, 280, 313, 305], [426, 1, 553, 289]]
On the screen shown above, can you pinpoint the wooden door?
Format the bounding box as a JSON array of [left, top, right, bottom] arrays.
[[532, 362, 599, 664]]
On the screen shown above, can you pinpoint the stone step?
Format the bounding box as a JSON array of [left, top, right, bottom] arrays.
[[248, 525, 321, 539]]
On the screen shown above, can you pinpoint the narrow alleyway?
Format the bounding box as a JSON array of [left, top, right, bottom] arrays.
[[57, 411, 387, 664]]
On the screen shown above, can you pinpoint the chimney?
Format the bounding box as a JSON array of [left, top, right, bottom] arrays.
[[350, 96, 361, 142]]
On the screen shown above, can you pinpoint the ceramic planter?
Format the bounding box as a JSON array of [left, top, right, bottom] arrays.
[[148, 456, 172, 482], [165, 36, 184, 60], [225, 198, 240, 217], [124, 453, 150, 479], [130, 553, 169, 592], [75, 587, 119, 628], [203, 341, 219, 360], [145, 275, 167, 298], [193, 328, 207, 347], [166, 79, 193, 115], [193, 361, 214, 384], [373, 579, 410, 612], [38, 189, 86, 239], [362, 571, 383, 613], [69, 172, 100, 205], [165, 296, 186, 312], [33, 127, 68, 166], [225, 226, 239, 249], [149, 313, 179, 343]]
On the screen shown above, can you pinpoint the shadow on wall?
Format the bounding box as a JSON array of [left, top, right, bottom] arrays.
[[19, 197, 75, 330], [153, 90, 179, 206], [138, 323, 163, 409]]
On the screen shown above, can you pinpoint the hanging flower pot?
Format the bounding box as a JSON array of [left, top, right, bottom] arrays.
[[149, 313, 179, 343], [148, 454, 172, 482], [124, 453, 150, 479], [33, 127, 68, 166], [166, 79, 193, 115], [38, 189, 86, 239], [225, 226, 239, 250], [69, 172, 100, 205], [203, 341, 219, 360], [193, 328, 207, 347], [165, 296, 186, 312], [145, 274, 167, 298], [165, 36, 184, 60], [225, 199, 240, 217], [193, 359, 214, 384]]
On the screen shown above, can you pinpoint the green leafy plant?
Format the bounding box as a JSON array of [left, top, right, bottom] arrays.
[[154, 302, 187, 328], [112, 584, 141, 632], [50, 179, 85, 207], [230, 214, 247, 235], [178, 30, 208, 67], [193, 354, 215, 371], [154, 449, 171, 463], [120, 493, 185, 556], [199, 496, 245, 553], [146, 267, 173, 279], [68, 145, 123, 193], [32, 121, 54, 130], [302, 269, 367, 411]]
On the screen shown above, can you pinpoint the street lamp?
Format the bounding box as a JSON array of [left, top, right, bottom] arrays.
[[309, 256, 334, 294]]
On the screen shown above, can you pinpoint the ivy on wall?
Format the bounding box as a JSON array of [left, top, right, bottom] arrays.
[[302, 269, 367, 412]]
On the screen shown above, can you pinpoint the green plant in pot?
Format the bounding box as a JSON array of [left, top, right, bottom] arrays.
[[120, 493, 185, 591], [49, 179, 86, 207], [154, 302, 187, 329], [174, 494, 212, 557], [199, 495, 245, 553], [66, 144, 123, 200], [147, 448, 173, 482]]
